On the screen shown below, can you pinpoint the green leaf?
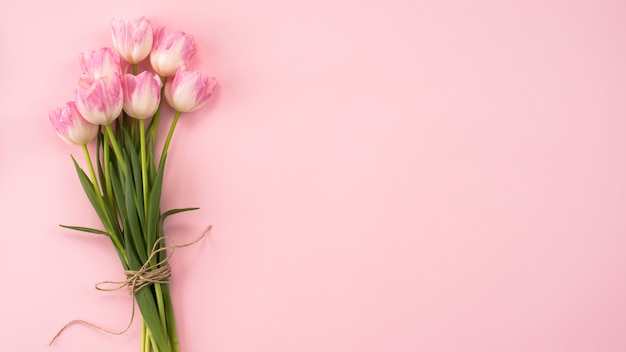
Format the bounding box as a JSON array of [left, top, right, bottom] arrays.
[[145, 157, 166, 255], [160, 284, 179, 350], [123, 154, 147, 264], [159, 207, 200, 235], [71, 156, 110, 231], [96, 129, 106, 187], [156, 207, 200, 263], [109, 163, 127, 228], [102, 164, 124, 236], [122, 128, 145, 230], [148, 145, 157, 185], [59, 224, 108, 236], [71, 156, 125, 255]]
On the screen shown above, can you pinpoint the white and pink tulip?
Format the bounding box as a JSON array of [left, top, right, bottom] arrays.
[[79, 47, 122, 80], [74, 74, 124, 125], [150, 27, 195, 77], [164, 66, 217, 112], [111, 17, 153, 64], [121, 71, 162, 119], [49, 102, 98, 146]]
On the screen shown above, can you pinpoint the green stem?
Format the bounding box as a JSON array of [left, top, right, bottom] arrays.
[[104, 124, 127, 174], [140, 119, 149, 218], [82, 144, 100, 194], [133, 63, 138, 75], [155, 283, 168, 339], [160, 111, 181, 167], [142, 321, 150, 352], [147, 329, 159, 352], [163, 285, 180, 352]]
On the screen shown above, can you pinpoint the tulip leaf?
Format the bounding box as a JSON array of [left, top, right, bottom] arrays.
[[109, 162, 127, 230], [71, 156, 111, 232], [160, 283, 179, 348], [159, 207, 200, 235], [101, 160, 123, 240], [102, 169, 124, 236], [59, 224, 108, 236], [156, 207, 200, 263], [123, 154, 147, 264], [145, 156, 166, 255], [148, 146, 157, 185], [122, 128, 145, 229], [96, 130, 106, 188]]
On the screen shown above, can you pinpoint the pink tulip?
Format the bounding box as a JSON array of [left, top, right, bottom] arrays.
[[121, 71, 163, 119], [79, 47, 122, 80], [74, 74, 124, 125], [49, 102, 98, 145], [111, 17, 153, 64], [164, 66, 217, 112], [150, 27, 195, 77]]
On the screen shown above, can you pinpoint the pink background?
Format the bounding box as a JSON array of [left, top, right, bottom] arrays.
[[1, 0, 626, 351]]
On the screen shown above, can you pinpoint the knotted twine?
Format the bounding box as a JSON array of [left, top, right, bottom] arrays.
[[49, 226, 211, 346]]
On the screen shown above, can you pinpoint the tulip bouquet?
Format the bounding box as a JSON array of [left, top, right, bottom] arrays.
[[49, 17, 216, 352]]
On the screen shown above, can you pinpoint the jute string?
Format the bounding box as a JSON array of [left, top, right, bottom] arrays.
[[49, 226, 211, 346]]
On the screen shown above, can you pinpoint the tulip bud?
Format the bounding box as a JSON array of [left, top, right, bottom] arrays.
[[49, 102, 98, 145], [150, 27, 195, 77], [74, 74, 124, 125], [79, 47, 122, 80], [111, 17, 153, 64], [164, 66, 217, 112], [121, 72, 163, 119]]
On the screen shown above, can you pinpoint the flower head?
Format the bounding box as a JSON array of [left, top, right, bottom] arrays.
[[79, 47, 121, 80], [150, 27, 195, 77], [74, 73, 123, 125], [122, 71, 163, 119], [111, 17, 153, 64], [164, 66, 217, 112], [49, 102, 98, 145]]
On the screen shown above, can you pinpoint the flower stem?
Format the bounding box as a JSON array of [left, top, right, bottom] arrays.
[[82, 144, 100, 194], [104, 124, 127, 174], [147, 329, 158, 352], [155, 283, 168, 339], [142, 321, 150, 352], [163, 285, 180, 352], [160, 111, 181, 167], [132, 63, 138, 75]]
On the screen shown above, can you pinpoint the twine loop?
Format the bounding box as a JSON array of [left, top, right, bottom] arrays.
[[49, 226, 211, 346], [96, 237, 174, 294]]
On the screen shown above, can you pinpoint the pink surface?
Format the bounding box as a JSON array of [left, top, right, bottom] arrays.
[[1, 0, 626, 351]]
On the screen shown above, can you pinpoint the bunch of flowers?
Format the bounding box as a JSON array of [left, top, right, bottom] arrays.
[[48, 17, 217, 352]]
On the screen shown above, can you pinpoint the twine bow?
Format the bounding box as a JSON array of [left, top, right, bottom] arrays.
[[49, 226, 211, 346]]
